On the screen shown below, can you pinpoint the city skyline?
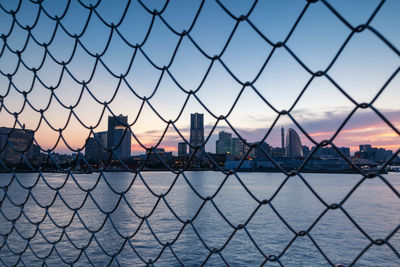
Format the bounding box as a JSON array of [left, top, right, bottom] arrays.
[[0, 1, 399, 265], [3, 109, 398, 157], [0, 1, 398, 156], [81, 112, 396, 158]]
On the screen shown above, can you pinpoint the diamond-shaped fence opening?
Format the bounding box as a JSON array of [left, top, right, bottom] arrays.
[[0, 0, 399, 266]]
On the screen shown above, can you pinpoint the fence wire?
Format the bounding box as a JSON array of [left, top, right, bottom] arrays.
[[0, 0, 400, 266]]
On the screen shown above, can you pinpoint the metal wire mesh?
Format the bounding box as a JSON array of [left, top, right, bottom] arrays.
[[0, 0, 399, 266]]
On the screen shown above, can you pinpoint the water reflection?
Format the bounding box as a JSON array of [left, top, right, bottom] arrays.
[[0, 172, 399, 266]]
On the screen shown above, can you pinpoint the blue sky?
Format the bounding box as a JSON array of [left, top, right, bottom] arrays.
[[0, 0, 399, 154]]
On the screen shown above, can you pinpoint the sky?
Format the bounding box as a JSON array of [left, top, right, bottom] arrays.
[[0, 0, 399, 155]]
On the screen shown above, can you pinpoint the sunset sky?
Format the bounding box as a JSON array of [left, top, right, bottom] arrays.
[[0, 0, 399, 155]]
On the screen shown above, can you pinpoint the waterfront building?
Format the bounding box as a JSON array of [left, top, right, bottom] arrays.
[[32, 144, 44, 164], [337, 147, 351, 158], [255, 142, 271, 161], [146, 148, 166, 164], [0, 127, 34, 164], [374, 148, 393, 163], [85, 137, 97, 160], [312, 146, 351, 159], [178, 142, 188, 157], [216, 131, 232, 154], [113, 126, 131, 159], [302, 145, 311, 157], [271, 147, 285, 158], [286, 128, 303, 158], [355, 146, 393, 164], [96, 131, 108, 150], [189, 113, 205, 157], [208, 153, 226, 167], [107, 115, 131, 159], [85, 131, 108, 161], [359, 144, 372, 152], [232, 137, 246, 159]]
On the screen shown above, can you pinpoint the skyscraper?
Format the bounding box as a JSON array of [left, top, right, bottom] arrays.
[[359, 144, 372, 152], [232, 137, 246, 159], [255, 141, 271, 160], [189, 113, 204, 156], [178, 142, 188, 157], [0, 127, 34, 164], [85, 131, 108, 161], [216, 131, 232, 154], [286, 128, 303, 158], [107, 115, 131, 159]]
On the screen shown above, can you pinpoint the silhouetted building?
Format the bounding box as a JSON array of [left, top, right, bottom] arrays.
[[32, 144, 43, 163], [359, 144, 372, 152], [232, 137, 246, 159], [281, 126, 285, 151], [271, 147, 285, 158], [216, 131, 232, 154], [337, 147, 351, 158], [0, 127, 34, 164], [302, 145, 310, 157], [189, 113, 204, 157], [48, 152, 74, 165], [312, 146, 350, 159], [85, 138, 97, 160], [146, 148, 168, 165], [85, 131, 107, 161], [178, 142, 188, 157], [96, 131, 108, 150], [255, 142, 271, 161], [286, 128, 303, 158], [375, 148, 393, 163], [208, 153, 226, 167], [107, 115, 131, 159], [355, 146, 393, 164], [113, 126, 131, 159]]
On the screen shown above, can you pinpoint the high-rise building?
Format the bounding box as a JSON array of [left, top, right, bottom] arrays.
[[232, 137, 246, 159], [281, 126, 285, 150], [85, 131, 107, 161], [85, 138, 96, 160], [178, 142, 188, 157], [255, 141, 271, 160], [189, 113, 204, 156], [0, 127, 34, 164], [286, 128, 303, 158], [302, 145, 310, 157], [96, 131, 107, 150], [113, 126, 131, 159], [107, 115, 131, 159], [216, 131, 232, 154], [359, 144, 372, 152]]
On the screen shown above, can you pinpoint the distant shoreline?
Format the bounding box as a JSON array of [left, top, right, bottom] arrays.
[[0, 168, 389, 174]]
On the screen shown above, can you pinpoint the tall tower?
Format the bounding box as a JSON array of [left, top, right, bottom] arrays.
[[216, 131, 232, 154], [107, 115, 131, 159], [281, 126, 285, 150], [178, 142, 188, 157], [189, 113, 204, 156], [286, 128, 303, 158]]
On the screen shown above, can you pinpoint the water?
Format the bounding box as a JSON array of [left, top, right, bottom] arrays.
[[1, 171, 400, 266]]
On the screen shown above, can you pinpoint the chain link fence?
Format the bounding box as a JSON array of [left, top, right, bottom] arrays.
[[0, 0, 399, 266]]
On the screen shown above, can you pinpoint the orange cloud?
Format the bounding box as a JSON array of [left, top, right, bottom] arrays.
[[131, 143, 178, 153]]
